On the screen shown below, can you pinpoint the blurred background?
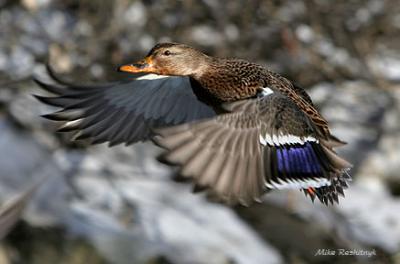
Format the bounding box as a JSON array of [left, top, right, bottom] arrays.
[[0, 0, 400, 263]]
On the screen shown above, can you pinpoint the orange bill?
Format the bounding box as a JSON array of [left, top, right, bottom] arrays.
[[118, 56, 155, 73]]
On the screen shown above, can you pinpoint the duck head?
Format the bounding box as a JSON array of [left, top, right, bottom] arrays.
[[118, 43, 211, 77]]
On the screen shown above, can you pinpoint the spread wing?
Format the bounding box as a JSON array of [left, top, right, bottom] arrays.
[[34, 68, 216, 146], [154, 91, 352, 206]]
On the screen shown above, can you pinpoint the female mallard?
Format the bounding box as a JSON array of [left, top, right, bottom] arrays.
[[35, 42, 352, 206]]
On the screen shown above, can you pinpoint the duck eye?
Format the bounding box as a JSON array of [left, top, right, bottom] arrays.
[[163, 50, 171, 56]]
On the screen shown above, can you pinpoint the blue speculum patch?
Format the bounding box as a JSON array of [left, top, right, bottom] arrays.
[[277, 142, 321, 178]]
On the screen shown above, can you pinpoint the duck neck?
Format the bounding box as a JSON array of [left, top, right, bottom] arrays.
[[189, 56, 220, 80], [189, 59, 232, 102]]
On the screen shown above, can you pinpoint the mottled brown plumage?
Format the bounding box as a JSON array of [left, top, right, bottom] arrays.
[[34, 42, 352, 206]]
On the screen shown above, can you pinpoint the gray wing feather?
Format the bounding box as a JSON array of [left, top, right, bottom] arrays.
[[35, 72, 215, 145]]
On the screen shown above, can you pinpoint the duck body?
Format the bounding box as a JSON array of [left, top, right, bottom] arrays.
[[192, 59, 265, 102], [34, 42, 352, 206], [189, 57, 334, 138]]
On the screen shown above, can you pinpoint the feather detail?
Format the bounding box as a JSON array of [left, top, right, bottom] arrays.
[[34, 67, 215, 145]]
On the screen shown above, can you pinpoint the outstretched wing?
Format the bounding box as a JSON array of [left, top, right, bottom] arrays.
[[34, 68, 215, 146], [154, 91, 352, 206]]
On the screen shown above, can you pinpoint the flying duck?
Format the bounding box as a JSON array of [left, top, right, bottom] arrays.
[[34, 42, 352, 206]]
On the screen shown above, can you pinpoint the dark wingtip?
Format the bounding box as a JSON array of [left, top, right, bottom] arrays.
[[33, 94, 54, 105], [90, 137, 108, 145], [73, 133, 90, 141], [33, 78, 65, 95], [332, 194, 339, 204], [32, 94, 42, 101], [45, 64, 70, 85], [307, 187, 343, 206], [32, 77, 45, 87], [33, 94, 66, 107], [32, 77, 45, 86], [192, 184, 207, 193], [34, 64, 74, 95], [41, 113, 62, 121], [57, 123, 78, 133], [108, 141, 123, 147], [156, 153, 177, 166]]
